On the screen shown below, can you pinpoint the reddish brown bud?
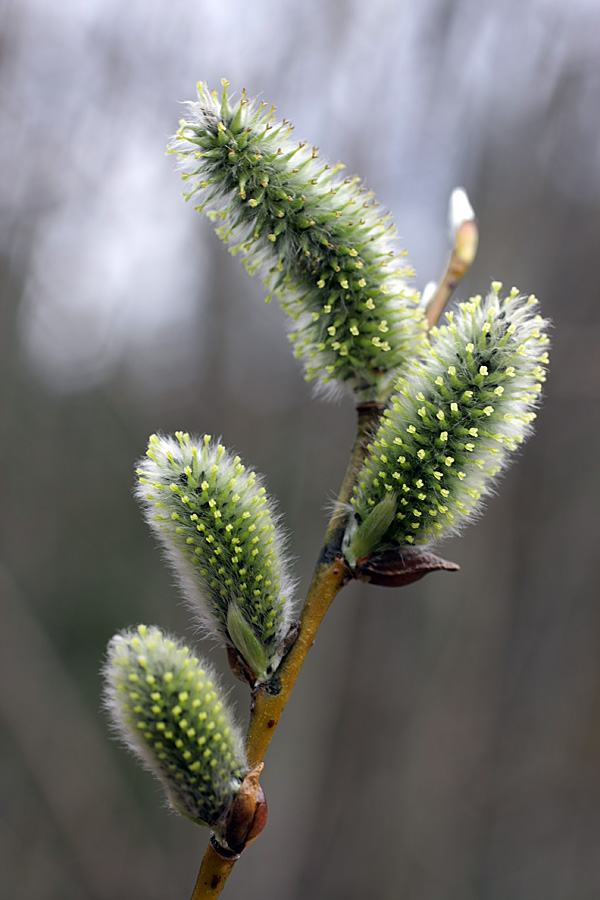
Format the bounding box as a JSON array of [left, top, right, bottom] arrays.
[[226, 644, 257, 686], [354, 546, 459, 587], [225, 762, 268, 854]]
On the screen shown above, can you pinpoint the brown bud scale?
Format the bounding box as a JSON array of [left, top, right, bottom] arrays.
[[354, 547, 460, 587], [225, 763, 268, 854]]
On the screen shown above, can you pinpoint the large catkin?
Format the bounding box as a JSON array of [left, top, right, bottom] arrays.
[[345, 285, 549, 558], [170, 80, 426, 401], [135, 432, 295, 682]]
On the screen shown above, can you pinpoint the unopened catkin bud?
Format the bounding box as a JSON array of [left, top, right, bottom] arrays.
[[103, 625, 247, 840], [170, 80, 425, 401], [343, 492, 397, 567], [135, 432, 294, 682], [347, 285, 549, 551]]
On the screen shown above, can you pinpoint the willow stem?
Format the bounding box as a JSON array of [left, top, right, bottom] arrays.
[[246, 401, 383, 766], [189, 839, 239, 900], [189, 402, 383, 899], [425, 218, 479, 328]]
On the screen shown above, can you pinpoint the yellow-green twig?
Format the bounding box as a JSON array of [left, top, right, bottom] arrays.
[[189, 403, 383, 899], [425, 217, 479, 328], [189, 840, 239, 900]]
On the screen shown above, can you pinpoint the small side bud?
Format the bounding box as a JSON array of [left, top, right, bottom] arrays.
[[354, 546, 460, 586], [103, 625, 247, 841], [225, 762, 268, 854], [343, 492, 397, 568], [226, 603, 268, 683]]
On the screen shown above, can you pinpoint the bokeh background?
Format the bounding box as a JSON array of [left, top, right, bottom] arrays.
[[2, 1, 600, 898]]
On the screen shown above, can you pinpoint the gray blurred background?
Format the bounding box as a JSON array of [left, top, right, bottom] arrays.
[[1, 1, 600, 898]]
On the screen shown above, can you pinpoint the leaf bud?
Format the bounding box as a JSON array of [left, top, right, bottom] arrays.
[[343, 492, 397, 568]]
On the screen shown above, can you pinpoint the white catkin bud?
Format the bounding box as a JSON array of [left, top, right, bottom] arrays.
[[448, 186, 475, 235]]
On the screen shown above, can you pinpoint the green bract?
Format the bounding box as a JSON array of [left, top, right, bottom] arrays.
[[135, 432, 294, 682], [170, 80, 426, 402], [345, 285, 549, 557], [103, 625, 247, 835]]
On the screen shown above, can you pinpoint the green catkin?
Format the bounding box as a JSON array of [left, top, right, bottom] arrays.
[[135, 432, 294, 682], [170, 79, 426, 402], [103, 625, 247, 837], [347, 285, 550, 552]]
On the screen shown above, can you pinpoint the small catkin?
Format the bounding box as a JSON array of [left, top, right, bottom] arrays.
[[135, 432, 294, 682], [103, 625, 247, 836], [346, 285, 550, 555], [170, 79, 426, 401]]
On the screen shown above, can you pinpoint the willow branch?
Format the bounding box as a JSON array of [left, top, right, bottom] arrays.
[[425, 214, 479, 328], [189, 840, 239, 900], [189, 402, 383, 899], [245, 402, 383, 766]]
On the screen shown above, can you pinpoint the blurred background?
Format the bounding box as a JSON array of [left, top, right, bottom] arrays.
[[1, 1, 600, 898]]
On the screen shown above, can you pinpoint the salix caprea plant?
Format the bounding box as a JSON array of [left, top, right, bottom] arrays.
[[102, 80, 549, 900]]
